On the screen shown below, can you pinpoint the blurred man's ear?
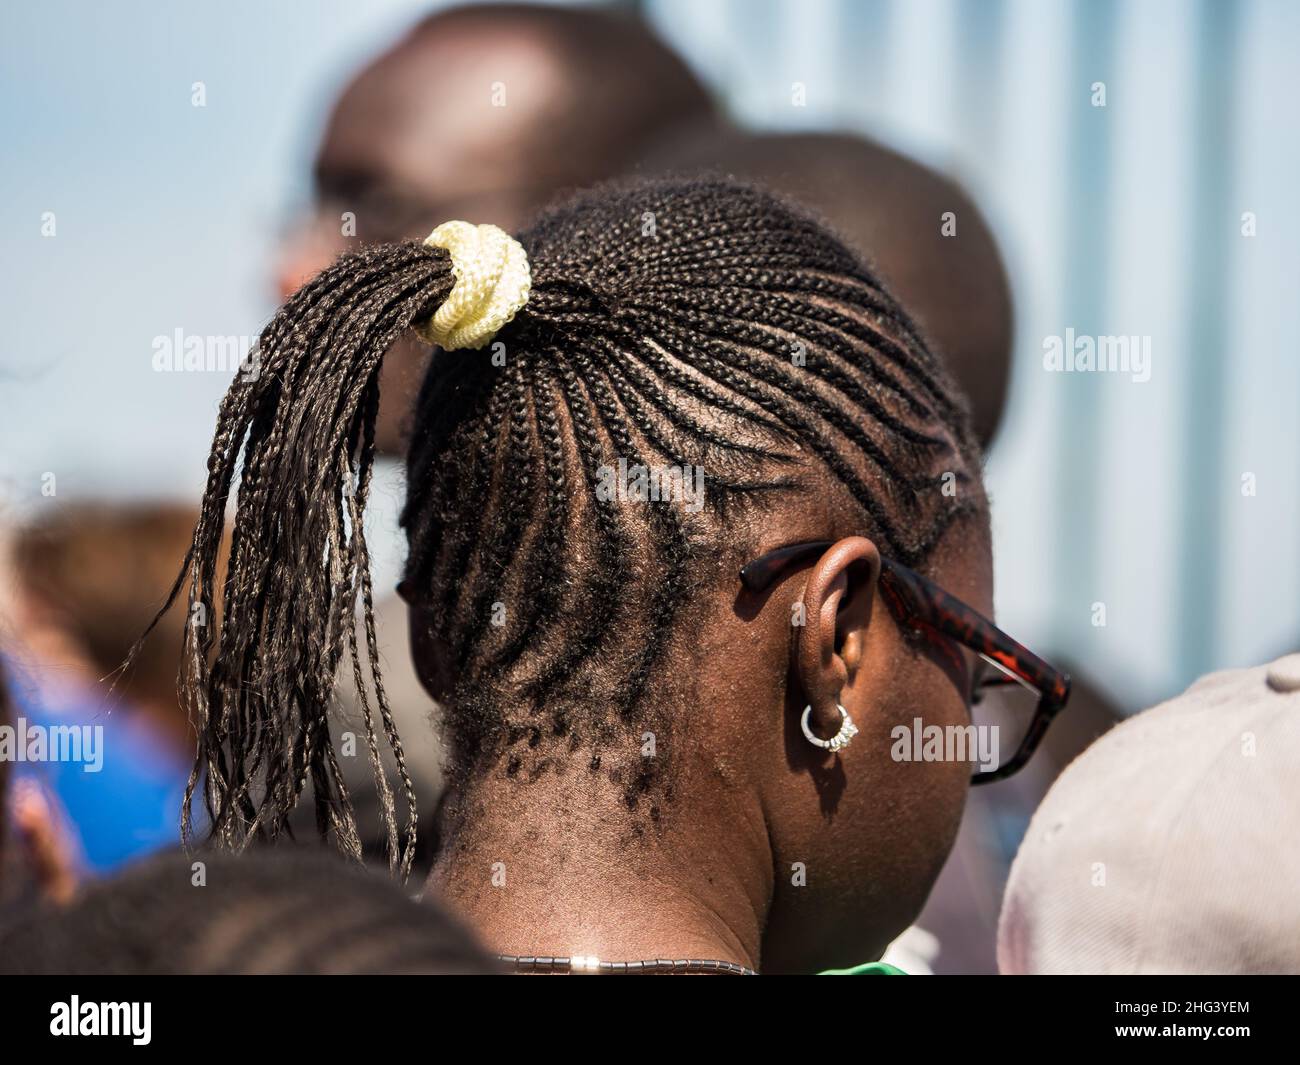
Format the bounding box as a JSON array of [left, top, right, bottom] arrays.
[[405, 593, 454, 704], [275, 226, 425, 456], [12, 779, 79, 905], [275, 224, 345, 300]]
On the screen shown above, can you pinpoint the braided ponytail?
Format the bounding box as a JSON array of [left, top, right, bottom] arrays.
[[134, 240, 462, 877]]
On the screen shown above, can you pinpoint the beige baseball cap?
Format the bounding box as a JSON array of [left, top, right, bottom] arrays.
[[998, 653, 1300, 974]]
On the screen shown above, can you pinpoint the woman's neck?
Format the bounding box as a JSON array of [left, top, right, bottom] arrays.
[[426, 770, 774, 971]]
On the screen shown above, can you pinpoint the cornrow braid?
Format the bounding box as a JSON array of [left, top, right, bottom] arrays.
[[144, 178, 984, 866]]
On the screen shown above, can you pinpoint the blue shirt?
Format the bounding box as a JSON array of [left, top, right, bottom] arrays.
[[4, 655, 194, 874]]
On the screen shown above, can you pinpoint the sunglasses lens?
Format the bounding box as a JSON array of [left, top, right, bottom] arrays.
[[968, 657, 1039, 778]]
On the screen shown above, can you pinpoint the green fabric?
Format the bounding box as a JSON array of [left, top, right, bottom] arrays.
[[818, 961, 907, 975]]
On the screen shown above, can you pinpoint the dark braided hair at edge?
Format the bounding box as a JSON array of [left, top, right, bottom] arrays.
[[142, 178, 984, 877]]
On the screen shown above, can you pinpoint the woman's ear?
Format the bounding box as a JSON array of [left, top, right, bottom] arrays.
[[793, 536, 882, 744]]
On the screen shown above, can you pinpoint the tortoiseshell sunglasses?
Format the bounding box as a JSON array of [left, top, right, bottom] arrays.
[[738, 542, 1071, 784]]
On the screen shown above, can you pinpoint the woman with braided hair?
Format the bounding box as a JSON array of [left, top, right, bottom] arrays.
[[143, 177, 1070, 974]]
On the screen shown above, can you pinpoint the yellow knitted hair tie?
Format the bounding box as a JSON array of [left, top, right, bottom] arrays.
[[415, 221, 532, 351]]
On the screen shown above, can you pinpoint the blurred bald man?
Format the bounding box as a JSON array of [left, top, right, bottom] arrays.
[[279, 3, 719, 453]]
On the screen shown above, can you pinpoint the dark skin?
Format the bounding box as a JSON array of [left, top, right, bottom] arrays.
[[422, 493, 991, 974]]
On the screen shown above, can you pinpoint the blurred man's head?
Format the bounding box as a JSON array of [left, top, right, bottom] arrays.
[[0, 848, 494, 974], [640, 130, 1014, 447], [279, 4, 717, 454], [10, 501, 226, 759], [999, 654, 1300, 974]]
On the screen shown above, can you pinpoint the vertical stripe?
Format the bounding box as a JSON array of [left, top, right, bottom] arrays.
[[1055, 0, 1118, 650], [954, 0, 1006, 156], [1177, 0, 1238, 682]]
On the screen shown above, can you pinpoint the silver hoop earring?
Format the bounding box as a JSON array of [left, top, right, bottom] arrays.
[[800, 704, 859, 753]]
